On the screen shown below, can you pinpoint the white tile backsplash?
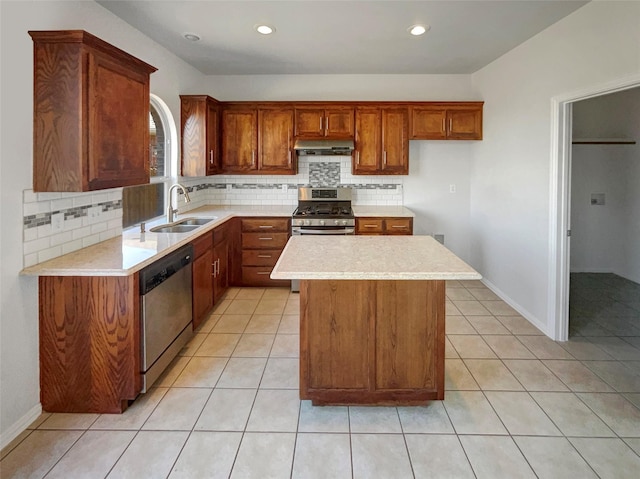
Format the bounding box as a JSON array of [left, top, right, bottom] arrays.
[[23, 157, 404, 267]]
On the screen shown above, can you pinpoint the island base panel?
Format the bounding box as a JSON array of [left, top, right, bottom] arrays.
[[300, 279, 445, 405]]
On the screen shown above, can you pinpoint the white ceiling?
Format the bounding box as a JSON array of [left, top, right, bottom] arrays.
[[96, 0, 588, 75]]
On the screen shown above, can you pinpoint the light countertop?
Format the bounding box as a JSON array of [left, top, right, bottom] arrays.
[[352, 206, 414, 217], [21, 204, 416, 277], [271, 235, 481, 281]]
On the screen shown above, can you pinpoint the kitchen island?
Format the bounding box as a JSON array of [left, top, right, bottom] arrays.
[[271, 235, 481, 405]]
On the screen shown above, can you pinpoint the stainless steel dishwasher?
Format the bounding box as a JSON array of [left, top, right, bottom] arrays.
[[139, 244, 193, 391]]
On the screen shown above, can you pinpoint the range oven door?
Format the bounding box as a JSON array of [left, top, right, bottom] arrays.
[[290, 225, 355, 292]]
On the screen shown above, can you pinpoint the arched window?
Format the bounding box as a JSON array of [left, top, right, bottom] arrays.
[[123, 94, 178, 228]]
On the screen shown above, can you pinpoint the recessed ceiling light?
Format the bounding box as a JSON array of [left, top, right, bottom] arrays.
[[408, 24, 429, 36], [255, 24, 275, 35], [183, 32, 201, 42]]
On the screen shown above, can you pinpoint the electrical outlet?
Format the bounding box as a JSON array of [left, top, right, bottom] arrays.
[[51, 212, 64, 232], [226, 184, 232, 191], [449, 184, 456, 193], [281, 184, 288, 191], [88, 206, 102, 223]]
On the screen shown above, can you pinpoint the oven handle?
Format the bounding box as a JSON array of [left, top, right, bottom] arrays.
[[292, 227, 355, 235]]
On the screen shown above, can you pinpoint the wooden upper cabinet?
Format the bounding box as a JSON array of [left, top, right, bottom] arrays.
[[258, 108, 296, 174], [410, 103, 483, 140], [180, 95, 220, 176], [221, 108, 258, 172], [294, 107, 354, 138], [29, 30, 156, 192], [354, 107, 408, 175]]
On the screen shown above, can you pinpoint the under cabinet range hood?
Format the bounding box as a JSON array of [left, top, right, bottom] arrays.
[[294, 139, 355, 156]]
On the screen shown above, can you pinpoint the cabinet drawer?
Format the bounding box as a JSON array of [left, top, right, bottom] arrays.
[[242, 232, 289, 249], [242, 266, 276, 286], [385, 218, 413, 235], [241, 218, 290, 232], [192, 231, 213, 257], [242, 249, 281, 266], [356, 218, 384, 234]]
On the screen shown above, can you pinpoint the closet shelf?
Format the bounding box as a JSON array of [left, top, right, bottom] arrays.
[[572, 138, 636, 145]]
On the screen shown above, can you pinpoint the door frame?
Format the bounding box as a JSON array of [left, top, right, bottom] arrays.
[[548, 75, 640, 341]]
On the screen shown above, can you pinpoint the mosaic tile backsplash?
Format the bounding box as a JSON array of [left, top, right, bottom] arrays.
[[22, 156, 403, 267]]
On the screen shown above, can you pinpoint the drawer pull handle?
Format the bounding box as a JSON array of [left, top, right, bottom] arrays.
[[259, 237, 273, 240], [259, 225, 274, 229], [257, 254, 272, 258], [391, 225, 408, 229], [364, 224, 378, 228], [256, 272, 271, 275]]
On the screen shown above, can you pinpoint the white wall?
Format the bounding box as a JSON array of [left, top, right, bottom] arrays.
[[470, 1, 640, 335], [0, 0, 204, 446], [570, 87, 640, 280]]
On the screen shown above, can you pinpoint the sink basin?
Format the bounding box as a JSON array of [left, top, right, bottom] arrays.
[[150, 224, 200, 234], [175, 217, 215, 226], [148, 217, 216, 234]]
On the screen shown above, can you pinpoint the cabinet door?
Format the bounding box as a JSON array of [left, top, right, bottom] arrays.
[[447, 109, 483, 140], [206, 101, 219, 175], [375, 280, 443, 391], [259, 108, 295, 174], [213, 240, 228, 303], [302, 280, 372, 391], [192, 249, 213, 330], [325, 108, 354, 138], [353, 108, 381, 174], [294, 108, 324, 138], [221, 109, 258, 172], [381, 108, 408, 174], [410, 107, 446, 140], [88, 52, 150, 190]]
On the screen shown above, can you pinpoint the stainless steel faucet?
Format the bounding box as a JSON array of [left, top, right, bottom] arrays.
[[167, 183, 191, 223]]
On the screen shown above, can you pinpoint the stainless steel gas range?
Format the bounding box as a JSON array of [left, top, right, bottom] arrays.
[[290, 186, 355, 291]]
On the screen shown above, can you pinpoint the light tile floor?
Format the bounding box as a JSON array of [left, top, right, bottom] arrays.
[[2, 279, 640, 478]]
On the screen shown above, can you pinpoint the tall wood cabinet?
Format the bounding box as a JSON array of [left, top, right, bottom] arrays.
[[354, 107, 408, 175], [29, 30, 156, 192], [180, 95, 220, 176], [221, 106, 296, 174], [221, 108, 259, 173]]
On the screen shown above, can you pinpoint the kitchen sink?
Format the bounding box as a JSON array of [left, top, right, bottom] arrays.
[[175, 217, 215, 226], [149, 217, 216, 234], [150, 224, 200, 233]]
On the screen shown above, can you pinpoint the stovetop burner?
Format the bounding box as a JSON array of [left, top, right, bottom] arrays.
[[292, 187, 355, 227], [294, 204, 353, 217]]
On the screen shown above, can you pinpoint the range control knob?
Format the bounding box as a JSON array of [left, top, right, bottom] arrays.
[[334, 219, 339, 225], [342, 220, 348, 226], [320, 220, 325, 226], [304, 219, 311, 226]]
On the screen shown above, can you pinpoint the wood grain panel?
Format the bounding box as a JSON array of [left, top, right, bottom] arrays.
[[241, 232, 289, 249], [221, 108, 258, 171], [325, 108, 354, 138], [180, 96, 207, 177], [122, 183, 164, 229], [375, 281, 444, 391], [410, 107, 447, 139], [301, 280, 373, 391], [448, 109, 483, 140], [32, 42, 84, 191], [294, 108, 324, 138], [384, 218, 413, 235], [241, 266, 290, 287], [381, 108, 409, 174], [354, 108, 381, 174], [355, 218, 384, 234], [39, 275, 140, 413], [192, 250, 214, 330], [258, 108, 295, 174], [242, 250, 280, 266]]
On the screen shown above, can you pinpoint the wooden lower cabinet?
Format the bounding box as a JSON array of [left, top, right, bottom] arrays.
[[355, 217, 413, 235], [192, 232, 214, 330], [238, 217, 291, 287], [300, 279, 445, 404], [39, 275, 141, 413], [192, 223, 230, 329]]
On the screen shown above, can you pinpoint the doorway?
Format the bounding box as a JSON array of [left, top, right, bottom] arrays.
[[550, 76, 640, 342]]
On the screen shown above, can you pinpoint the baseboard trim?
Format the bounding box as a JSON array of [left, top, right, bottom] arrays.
[[480, 278, 551, 338], [0, 403, 42, 451]]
